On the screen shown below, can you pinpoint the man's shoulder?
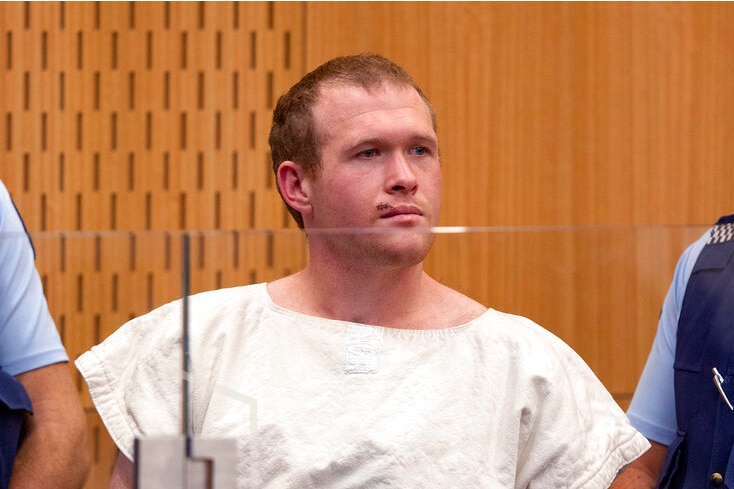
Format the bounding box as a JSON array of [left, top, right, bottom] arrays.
[[473, 308, 580, 360], [110, 283, 268, 337]]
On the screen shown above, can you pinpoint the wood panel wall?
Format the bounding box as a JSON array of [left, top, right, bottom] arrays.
[[1, 2, 732, 487], [0, 2, 306, 486], [305, 2, 734, 226]]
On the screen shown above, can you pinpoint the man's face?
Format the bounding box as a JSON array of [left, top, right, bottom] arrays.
[[302, 82, 441, 268]]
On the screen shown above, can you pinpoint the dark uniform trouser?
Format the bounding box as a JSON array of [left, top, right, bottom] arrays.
[[0, 368, 32, 489]]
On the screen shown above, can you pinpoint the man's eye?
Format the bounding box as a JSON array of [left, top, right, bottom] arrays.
[[411, 146, 427, 156], [359, 149, 377, 158]]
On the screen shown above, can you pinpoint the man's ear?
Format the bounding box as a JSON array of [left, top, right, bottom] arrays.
[[277, 161, 313, 216]]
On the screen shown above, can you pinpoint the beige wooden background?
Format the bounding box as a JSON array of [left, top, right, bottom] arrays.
[[1, 2, 733, 487]]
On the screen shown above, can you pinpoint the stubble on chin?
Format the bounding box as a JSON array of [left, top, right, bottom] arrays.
[[351, 230, 436, 269]]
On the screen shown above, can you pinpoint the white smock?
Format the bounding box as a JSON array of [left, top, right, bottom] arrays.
[[76, 283, 648, 488]]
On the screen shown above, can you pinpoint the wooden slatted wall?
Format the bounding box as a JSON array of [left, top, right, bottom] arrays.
[[1, 2, 306, 486], [1, 2, 733, 487]]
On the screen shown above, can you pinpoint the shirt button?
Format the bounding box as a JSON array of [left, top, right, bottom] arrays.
[[710, 472, 724, 487]]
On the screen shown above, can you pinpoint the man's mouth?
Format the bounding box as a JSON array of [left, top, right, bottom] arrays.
[[377, 204, 423, 218]]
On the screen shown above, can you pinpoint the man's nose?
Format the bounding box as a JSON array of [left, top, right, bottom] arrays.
[[386, 154, 418, 194]]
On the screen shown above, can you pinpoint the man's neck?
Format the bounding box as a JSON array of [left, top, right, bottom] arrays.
[[268, 236, 487, 330], [308, 260, 429, 325], [270, 257, 436, 328]]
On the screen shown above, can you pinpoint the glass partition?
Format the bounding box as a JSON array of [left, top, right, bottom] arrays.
[[4, 224, 710, 486], [16, 224, 708, 400]]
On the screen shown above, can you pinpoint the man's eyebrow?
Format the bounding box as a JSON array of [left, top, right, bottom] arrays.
[[351, 137, 382, 147], [352, 133, 437, 146], [412, 134, 438, 145]]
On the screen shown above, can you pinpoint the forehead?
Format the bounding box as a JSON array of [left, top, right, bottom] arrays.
[[312, 83, 434, 137]]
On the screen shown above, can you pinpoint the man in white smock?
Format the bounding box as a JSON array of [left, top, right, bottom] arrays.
[[76, 53, 649, 489]]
